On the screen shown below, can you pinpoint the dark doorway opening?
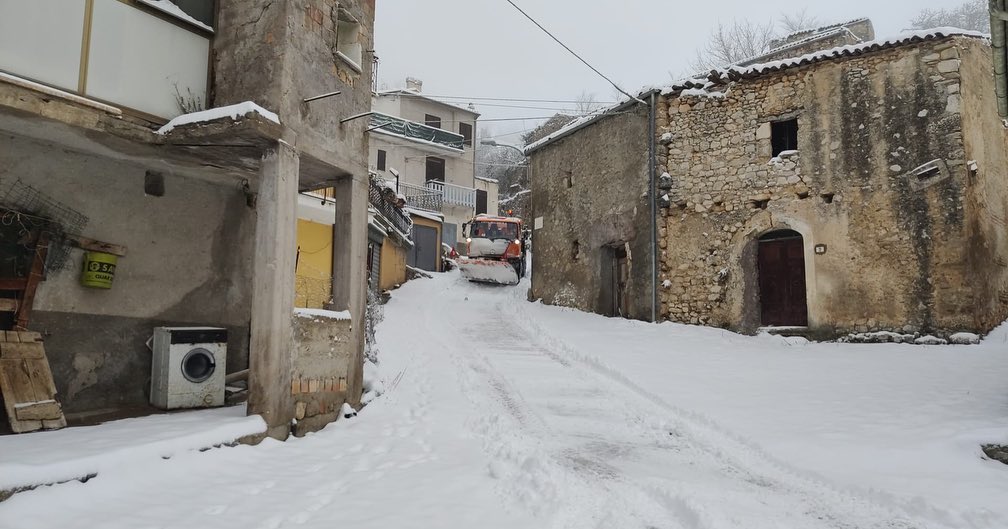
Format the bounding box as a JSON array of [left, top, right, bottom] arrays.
[[600, 244, 629, 318], [757, 230, 808, 326]]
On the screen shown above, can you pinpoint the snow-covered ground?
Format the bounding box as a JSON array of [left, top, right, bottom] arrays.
[[1, 267, 1006, 528]]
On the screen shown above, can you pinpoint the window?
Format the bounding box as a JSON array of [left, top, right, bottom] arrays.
[[425, 114, 442, 129], [336, 7, 362, 71], [771, 118, 798, 157], [476, 189, 488, 214], [425, 157, 446, 182], [377, 149, 387, 171], [459, 122, 473, 147]]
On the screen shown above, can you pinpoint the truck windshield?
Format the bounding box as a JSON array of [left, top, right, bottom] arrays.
[[470, 221, 518, 241]]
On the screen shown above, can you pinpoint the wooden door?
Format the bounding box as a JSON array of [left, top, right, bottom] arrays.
[[613, 248, 628, 317], [757, 234, 808, 326]]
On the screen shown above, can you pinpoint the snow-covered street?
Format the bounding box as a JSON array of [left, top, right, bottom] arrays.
[[2, 269, 1007, 528]]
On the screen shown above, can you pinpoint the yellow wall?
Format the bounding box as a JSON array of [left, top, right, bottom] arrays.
[[379, 237, 408, 290], [295, 219, 333, 308]]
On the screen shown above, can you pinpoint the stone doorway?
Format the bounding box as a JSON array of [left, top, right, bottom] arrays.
[[757, 230, 808, 326], [600, 244, 629, 318]]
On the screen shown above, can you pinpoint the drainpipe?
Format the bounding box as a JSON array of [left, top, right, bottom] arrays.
[[648, 91, 658, 323], [992, 0, 1008, 117]]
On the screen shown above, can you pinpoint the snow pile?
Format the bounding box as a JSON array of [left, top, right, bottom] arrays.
[[0, 405, 265, 491], [360, 360, 385, 406], [949, 332, 981, 345], [157, 102, 280, 134]]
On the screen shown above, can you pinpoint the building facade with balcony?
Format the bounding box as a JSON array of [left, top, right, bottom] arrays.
[[0, 0, 376, 440], [369, 79, 497, 270]]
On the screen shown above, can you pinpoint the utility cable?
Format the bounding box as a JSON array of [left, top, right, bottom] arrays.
[[502, 0, 644, 104]]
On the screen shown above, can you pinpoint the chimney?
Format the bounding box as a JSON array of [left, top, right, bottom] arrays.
[[405, 77, 423, 92]]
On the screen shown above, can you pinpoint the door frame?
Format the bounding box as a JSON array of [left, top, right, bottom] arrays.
[[756, 229, 808, 327]]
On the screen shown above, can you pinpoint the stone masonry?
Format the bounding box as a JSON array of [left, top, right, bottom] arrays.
[[657, 35, 1004, 337]]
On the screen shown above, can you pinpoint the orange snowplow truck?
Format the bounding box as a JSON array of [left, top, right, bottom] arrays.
[[458, 215, 528, 285]]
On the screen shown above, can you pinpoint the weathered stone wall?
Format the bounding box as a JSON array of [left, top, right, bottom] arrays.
[[659, 36, 983, 336], [529, 105, 653, 319], [958, 40, 1008, 330], [290, 310, 353, 436]]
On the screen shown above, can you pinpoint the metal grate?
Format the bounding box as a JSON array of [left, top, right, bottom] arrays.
[[0, 179, 88, 271]]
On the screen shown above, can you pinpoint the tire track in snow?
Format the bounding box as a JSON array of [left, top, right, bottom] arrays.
[[496, 283, 960, 529]]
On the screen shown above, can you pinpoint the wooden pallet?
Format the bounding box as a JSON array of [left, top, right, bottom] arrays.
[[0, 331, 66, 433]]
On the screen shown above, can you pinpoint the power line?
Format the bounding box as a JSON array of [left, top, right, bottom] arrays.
[[395, 93, 619, 105], [502, 0, 644, 104]]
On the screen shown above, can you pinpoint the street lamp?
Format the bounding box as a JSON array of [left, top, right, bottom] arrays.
[[480, 139, 526, 157]]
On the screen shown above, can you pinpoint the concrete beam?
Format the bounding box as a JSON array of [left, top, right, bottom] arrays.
[[247, 141, 299, 440]]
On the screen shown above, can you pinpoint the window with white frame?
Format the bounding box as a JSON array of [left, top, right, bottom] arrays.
[[336, 7, 362, 72]]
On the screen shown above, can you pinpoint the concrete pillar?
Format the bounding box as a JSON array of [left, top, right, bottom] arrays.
[[330, 174, 368, 405], [247, 141, 299, 440]]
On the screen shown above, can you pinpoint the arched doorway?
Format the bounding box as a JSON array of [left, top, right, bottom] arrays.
[[757, 230, 808, 326]]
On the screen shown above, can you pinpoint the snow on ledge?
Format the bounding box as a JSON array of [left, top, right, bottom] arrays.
[[138, 0, 213, 33], [294, 308, 352, 321], [157, 102, 280, 134]]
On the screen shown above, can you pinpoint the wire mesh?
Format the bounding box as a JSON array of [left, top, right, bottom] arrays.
[[0, 179, 88, 271]]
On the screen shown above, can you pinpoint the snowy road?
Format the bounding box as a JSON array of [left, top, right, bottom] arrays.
[[1, 270, 1005, 528], [412, 274, 990, 529]]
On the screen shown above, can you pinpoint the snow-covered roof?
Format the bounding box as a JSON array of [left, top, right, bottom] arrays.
[[157, 102, 280, 134], [524, 94, 654, 155], [406, 207, 445, 223], [375, 89, 482, 118], [744, 17, 871, 65], [670, 27, 987, 95], [526, 28, 986, 155], [475, 176, 499, 184]]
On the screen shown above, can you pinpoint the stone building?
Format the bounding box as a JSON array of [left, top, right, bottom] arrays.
[[0, 0, 375, 439], [527, 26, 1008, 339]]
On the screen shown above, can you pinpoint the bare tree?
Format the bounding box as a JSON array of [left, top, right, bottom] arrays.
[[910, 0, 990, 32], [689, 19, 777, 72], [779, 8, 820, 35], [574, 90, 599, 115]]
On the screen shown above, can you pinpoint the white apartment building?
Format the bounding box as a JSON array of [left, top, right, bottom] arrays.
[[370, 78, 499, 269]]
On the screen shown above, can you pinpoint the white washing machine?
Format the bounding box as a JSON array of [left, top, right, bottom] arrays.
[[150, 327, 227, 409]]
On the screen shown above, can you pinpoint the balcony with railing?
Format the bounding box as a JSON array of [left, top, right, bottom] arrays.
[[398, 180, 476, 214], [0, 1, 212, 120], [367, 178, 414, 239], [369, 113, 465, 152]]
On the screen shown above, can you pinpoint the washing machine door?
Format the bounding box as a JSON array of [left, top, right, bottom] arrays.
[[181, 347, 216, 383]]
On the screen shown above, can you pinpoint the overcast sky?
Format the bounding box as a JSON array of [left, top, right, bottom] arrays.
[[374, 0, 960, 143]]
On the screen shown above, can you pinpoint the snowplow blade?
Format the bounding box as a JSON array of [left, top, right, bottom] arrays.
[[458, 258, 519, 285]]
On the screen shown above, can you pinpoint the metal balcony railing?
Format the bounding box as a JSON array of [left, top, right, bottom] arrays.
[[368, 178, 413, 238], [369, 112, 465, 152], [398, 181, 443, 213]]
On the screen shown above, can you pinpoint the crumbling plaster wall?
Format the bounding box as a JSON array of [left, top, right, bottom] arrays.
[[659, 37, 978, 336], [215, 0, 374, 179], [290, 311, 353, 436], [529, 106, 653, 320], [0, 133, 254, 413], [958, 39, 1008, 330]]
